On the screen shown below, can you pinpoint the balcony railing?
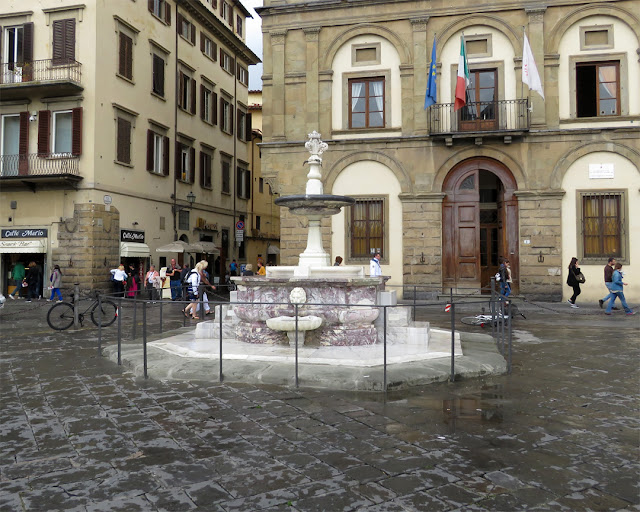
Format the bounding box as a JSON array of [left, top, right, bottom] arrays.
[[0, 153, 80, 178], [0, 59, 82, 86], [427, 99, 529, 135]]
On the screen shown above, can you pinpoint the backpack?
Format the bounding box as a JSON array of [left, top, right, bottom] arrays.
[[183, 269, 195, 284], [494, 272, 501, 282], [110, 272, 116, 283]]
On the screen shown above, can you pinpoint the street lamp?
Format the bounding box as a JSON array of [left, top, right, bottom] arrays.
[[172, 191, 196, 241]]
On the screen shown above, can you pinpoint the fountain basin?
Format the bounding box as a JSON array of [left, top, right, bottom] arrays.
[[266, 315, 323, 347], [275, 194, 355, 217]]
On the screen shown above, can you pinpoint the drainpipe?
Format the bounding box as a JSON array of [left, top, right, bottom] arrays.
[[172, 0, 181, 241], [232, 49, 238, 259]]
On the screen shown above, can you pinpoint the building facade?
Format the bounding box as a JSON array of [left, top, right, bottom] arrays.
[[0, 0, 259, 295], [257, 0, 640, 302]]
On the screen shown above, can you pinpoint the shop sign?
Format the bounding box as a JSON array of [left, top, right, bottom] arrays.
[[196, 218, 218, 231], [1, 228, 48, 238], [589, 163, 614, 179], [120, 229, 145, 243]]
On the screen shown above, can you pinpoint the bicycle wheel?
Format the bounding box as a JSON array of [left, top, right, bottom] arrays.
[[91, 300, 118, 327], [460, 316, 486, 327], [47, 302, 75, 330]]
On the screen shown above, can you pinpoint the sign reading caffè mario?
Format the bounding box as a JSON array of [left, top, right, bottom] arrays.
[[120, 229, 145, 243], [2, 228, 48, 238]]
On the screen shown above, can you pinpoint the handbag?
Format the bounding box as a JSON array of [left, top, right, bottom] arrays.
[[577, 272, 586, 284]]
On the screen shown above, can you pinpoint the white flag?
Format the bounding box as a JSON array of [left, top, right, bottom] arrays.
[[522, 33, 544, 100]]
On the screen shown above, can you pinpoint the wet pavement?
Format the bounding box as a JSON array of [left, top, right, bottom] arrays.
[[0, 297, 638, 511]]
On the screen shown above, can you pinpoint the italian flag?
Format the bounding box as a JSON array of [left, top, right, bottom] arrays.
[[454, 37, 469, 111]]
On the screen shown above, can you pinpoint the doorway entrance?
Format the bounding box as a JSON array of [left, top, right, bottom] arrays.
[[442, 158, 518, 294]]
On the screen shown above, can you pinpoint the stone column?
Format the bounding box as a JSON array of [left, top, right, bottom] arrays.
[[270, 30, 287, 141], [318, 70, 333, 137], [304, 27, 321, 129], [411, 17, 430, 135], [525, 7, 546, 127]]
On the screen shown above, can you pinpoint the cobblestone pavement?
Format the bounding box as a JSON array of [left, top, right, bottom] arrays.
[[0, 297, 638, 511]]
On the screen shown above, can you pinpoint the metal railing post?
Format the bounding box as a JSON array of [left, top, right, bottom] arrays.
[[117, 299, 122, 365], [219, 303, 223, 382], [143, 300, 148, 379], [158, 297, 163, 333], [73, 283, 80, 328], [490, 277, 496, 337], [294, 303, 299, 389], [132, 295, 138, 339], [507, 300, 513, 374], [383, 306, 387, 392], [413, 286, 416, 321], [97, 293, 102, 356], [450, 302, 456, 382]]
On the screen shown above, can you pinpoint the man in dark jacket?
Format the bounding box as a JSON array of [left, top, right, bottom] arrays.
[[599, 257, 617, 309]]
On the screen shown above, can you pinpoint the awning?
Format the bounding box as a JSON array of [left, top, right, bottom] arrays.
[[267, 245, 280, 254], [0, 240, 47, 253], [120, 242, 150, 257], [192, 242, 220, 255]]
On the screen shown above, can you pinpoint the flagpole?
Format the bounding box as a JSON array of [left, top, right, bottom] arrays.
[[521, 26, 525, 102]]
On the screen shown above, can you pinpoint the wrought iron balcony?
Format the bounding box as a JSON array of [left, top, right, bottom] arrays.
[[0, 153, 81, 189], [427, 99, 530, 135], [0, 59, 83, 99]]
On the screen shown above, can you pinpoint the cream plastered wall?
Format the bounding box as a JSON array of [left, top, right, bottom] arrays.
[[330, 160, 403, 291], [558, 15, 639, 127], [561, 151, 640, 303], [331, 35, 402, 135], [439, 27, 517, 103]]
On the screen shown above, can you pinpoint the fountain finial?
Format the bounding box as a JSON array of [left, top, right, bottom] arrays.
[[305, 131, 328, 158]]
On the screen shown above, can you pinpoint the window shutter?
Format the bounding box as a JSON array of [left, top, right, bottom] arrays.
[[230, 57, 235, 72], [175, 141, 181, 179], [118, 33, 127, 76], [176, 12, 183, 33], [189, 147, 195, 183], [212, 42, 217, 61], [237, 110, 242, 141], [52, 20, 64, 64], [19, 112, 29, 174], [71, 107, 82, 156], [236, 167, 242, 197], [212, 92, 218, 125], [165, 2, 171, 25], [200, 84, 205, 120], [230, 105, 234, 134], [190, 25, 196, 45], [162, 136, 170, 176], [117, 118, 130, 163], [178, 71, 184, 108], [37, 110, 51, 156], [23, 22, 34, 62], [153, 54, 165, 96], [245, 170, 251, 199], [146, 130, 154, 171], [190, 78, 196, 114], [219, 97, 224, 127], [200, 152, 205, 187], [200, 32, 205, 52], [148, 0, 154, 12], [64, 19, 76, 62], [246, 113, 252, 142]]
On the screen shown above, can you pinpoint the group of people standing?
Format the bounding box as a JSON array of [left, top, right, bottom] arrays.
[[567, 256, 635, 315]]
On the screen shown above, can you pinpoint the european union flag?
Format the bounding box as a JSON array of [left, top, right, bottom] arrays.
[[424, 36, 437, 109]]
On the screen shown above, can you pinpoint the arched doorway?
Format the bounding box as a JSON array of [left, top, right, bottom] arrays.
[[442, 158, 519, 294]]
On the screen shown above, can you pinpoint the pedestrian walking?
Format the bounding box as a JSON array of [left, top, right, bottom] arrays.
[[196, 261, 215, 316], [145, 265, 160, 300], [24, 262, 40, 302], [605, 263, 636, 316], [566, 257, 582, 308], [498, 258, 512, 299], [183, 261, 203, 319], [242, 263, 254, 276], [334, 256, 343, 266], [47, 265, 63, 302], [8, 260, 25, 300], [257, 261, 266, 276], [110, 265, 128, 297], [126, 264, 140, 298], [230, 259, 238, 276], [167, 258, 182, 300], [599, 257, 618, 309], [369, 253, 382, 277]]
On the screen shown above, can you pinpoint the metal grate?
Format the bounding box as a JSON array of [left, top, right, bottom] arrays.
[[582, 192, 623, 258]]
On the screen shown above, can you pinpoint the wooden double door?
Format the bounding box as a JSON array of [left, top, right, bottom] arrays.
[[442, 158, 519, 294]]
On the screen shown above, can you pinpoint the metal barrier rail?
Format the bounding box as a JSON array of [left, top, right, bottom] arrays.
[[93, 283, 514, 390], [0, 58, 82, 85], [0, 153, 80, 177]]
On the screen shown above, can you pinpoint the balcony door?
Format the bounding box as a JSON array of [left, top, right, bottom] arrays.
[[459, 69, 498, 132], [1, 114, 20, 176], [4, 27, 24, 82]]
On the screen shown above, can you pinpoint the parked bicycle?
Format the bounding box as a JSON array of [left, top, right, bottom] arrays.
[[460, 303, 525, 328], [47, 294, 118, 330]]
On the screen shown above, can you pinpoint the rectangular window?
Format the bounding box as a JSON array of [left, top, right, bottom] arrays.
[[220, 49, 234, 74], [576, 61, 620, 117], [152, 53, 165, 96], [237, 166, 250, 199], [179, 17, 195, 44], [149, 0, 171, 24], [178, 71, 196, 114], [180, 145, 190, 182], [201, 84, 213, 123], [178, 209, 190, 231], [1, 114, 21, 176], [349, 197, 385, 260], [201, 33, 217, 60], [259, 177, 264, 194], [221, 2, 233, 25], [53, 110, 73, 155], [118, 32, 133, 80], [200, 151, 212, 189], [349, 77, 385, 129], [220, 97, 233, 133], [581, 192, 625, 259], [52, 19, 76, 65], [256, 215, 261, 230], [221, 155, 231, 194], [116, 117, 132, 164], [237, 64, 248, 86], [4, 26, 24, 68], [237, 110, 246, 141], [236, 15, 243, 37], [147, 130, 169, 175]]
